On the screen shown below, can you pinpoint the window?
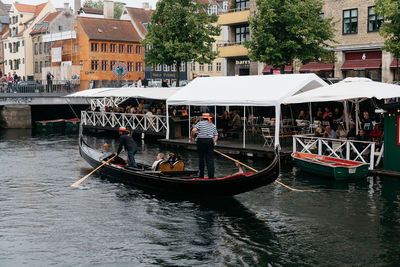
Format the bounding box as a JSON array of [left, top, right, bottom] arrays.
[[110, 61, 116, 70], [163, 65, 169, 71], [368, 6, 383, 32], [75, 44, 78, 53], [171, 65, 176, 71], [136, 46, 142, 54], [235, 26, 250, 43], [127, 45, 133, 54], [39, 43, 43, 54], [91, 60, 99, 70], [45, 61, 50, 67], [110, 44, 116, 53], [208, 63, 213, 72], [208, 5, 218, 15], [136, 62, 143, 72], [101, 60, 108, 71], [190, 61, 195, 71], [40, 61, 43, 73], [320, 12, 325, 19], [223, 0, 228, 11], [34, 43, 38, 55], [91, 43, 98, 52], [58, 25, 62, 31], [9, 60, 12, 70], [235, 0, 249, 11], [180, 62, 185, 71], [44, 42, 49, 53], [101, 43, 108, 52], [128, 62, 134, 72], [199, 63, 204, 72], [343, 9, 358, 34], [119, 44, 125, 53], [35, 62, 38, 73], [216, 62, 222, 72], [155, 64, 162, 71]]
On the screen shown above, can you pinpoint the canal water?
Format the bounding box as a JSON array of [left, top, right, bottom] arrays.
[[1, 129, 400, 266]]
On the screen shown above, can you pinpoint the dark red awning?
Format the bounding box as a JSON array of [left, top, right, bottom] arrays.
[[341, 59, 381, 70], [299, 62, 334, 72], [390, 58, 399, 68], [262, 65, 293, 74]]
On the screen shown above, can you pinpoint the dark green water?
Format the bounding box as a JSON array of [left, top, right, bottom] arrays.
[[0, 129, 400, 266]]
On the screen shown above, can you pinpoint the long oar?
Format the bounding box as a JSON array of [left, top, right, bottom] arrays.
[[214, 149, 315, 193], [71, 154, 117, 188]]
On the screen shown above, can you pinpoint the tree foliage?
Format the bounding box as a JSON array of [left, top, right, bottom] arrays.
[[375, 0, 400, 58], [83, 0, 123, 19], [142, 0, 220, 85], [245, 0, 336, 72]]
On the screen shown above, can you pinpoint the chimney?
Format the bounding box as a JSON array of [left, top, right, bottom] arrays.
[[74, 0, 81, 15], [64, 3, 69, 10], [142, 2, 150, 10], [104, 0, 114, 19]]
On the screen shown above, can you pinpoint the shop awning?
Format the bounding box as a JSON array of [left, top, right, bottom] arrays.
[[390, 58, 399, 68], [300, 62, 334, 72], [262, 65, 293, 74], [341, 59, 381, 70]]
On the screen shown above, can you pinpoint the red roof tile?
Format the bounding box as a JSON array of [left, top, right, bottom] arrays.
[[14, 2, 47, 15], [77, 17, 141, 42], [125, 7, 153, 36]]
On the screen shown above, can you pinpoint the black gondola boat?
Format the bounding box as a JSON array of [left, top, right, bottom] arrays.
[[79, 137, 279, 196]]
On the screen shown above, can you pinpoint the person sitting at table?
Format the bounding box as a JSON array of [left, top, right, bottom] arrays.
[[336, 124, 347, 139], [355, 129, 370, 152], [298, 110, 306, 120], [369, 124, 383, 148], [218, 111, 230, 137], [231, 110, 241, 131], [314, 126, 324, 137], [347, 124, 356, 139], [323, 126, 337, 139], [361, 111, 373, 132], [322, 107, 333, 127]]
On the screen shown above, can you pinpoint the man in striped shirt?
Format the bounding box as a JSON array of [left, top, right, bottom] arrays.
[[191, 113, 218, 178]]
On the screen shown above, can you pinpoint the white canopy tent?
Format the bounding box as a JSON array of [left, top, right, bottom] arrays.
[[284, 77, 400, 132], [166, 74, 328, 148], [66, 87, 181, 100]]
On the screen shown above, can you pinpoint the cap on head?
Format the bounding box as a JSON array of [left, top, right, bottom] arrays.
[[119, 127, 127, 132]]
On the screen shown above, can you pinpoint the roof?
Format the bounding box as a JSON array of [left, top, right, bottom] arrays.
[[77, 17, 141, 42], [167, 74, 327, 107], [80, 7, 103, 15], [66, 87, 181, 100], [14, 2, 47, 16], [0, 0, 9, 16], [284, 78, 400, 104], [30, 11, 61, 35], [125, 7, 153, 35]]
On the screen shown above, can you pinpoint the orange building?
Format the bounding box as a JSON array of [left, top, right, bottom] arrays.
[[72, 17, 144, 90]]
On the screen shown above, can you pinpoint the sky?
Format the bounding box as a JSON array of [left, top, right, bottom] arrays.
[[3, 0, 158, 10]]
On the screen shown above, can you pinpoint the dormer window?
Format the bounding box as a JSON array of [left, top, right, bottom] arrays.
[[207, 5, 218, 15]]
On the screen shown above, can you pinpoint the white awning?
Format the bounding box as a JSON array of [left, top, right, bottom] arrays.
[[65, 87, 181, 100], [283, 77, 400, 104], [166, 74, 328, 107]]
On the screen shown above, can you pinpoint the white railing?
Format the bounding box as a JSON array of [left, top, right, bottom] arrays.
[[81, 111, 168, 134], [293, 135, 377, 170]]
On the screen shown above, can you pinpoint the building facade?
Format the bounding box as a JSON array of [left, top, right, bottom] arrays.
[[73, 16, 145, 90]]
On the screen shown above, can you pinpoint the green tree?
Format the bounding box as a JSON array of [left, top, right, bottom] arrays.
[[142, 0, 220, 86], [375, 0, 400, 81], [245, 0, 336, 73], [83, 0, 123, 18]]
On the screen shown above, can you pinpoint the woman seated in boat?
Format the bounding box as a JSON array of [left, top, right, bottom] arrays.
[[355, 129, 370, 152], [152, 153, 165, 171], [232, 162, 244, 175]]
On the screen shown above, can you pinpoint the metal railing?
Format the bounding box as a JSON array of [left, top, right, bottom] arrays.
[[217, 40, 248, 48], [293, 135, 377, 170], [81, 111, 168, 134], [0, 80, 80, 94], [218, 7, 250, 14]]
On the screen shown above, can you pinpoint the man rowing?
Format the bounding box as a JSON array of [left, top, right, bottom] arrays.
[[191, 113, 218, 178], [117, 127, 138, 168]]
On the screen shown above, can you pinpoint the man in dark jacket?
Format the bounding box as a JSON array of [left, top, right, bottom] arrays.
[[117, 127, 138, 168]]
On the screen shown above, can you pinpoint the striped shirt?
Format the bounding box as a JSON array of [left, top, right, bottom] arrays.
[[195, 120, 218, 139]]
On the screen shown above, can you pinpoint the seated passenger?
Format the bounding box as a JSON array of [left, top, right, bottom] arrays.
[[323, 126, 337, 139], [336, 124, 347, 139], [152, 153, 165, 171]]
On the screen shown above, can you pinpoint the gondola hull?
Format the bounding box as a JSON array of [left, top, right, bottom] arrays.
[[79, 137, 279, 196]]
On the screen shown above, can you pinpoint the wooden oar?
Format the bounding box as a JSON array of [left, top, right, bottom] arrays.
[[71, 154, 117, 188], [214, 149, 315, 192]]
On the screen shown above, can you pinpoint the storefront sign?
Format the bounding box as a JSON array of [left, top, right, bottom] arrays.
[[235, 60, 250, 65]]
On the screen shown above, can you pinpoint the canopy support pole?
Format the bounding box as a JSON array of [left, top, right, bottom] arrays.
[[166, 104, 170, 140], [309, 102, 313, 123], [188, 105, 191, 142], [243, 106, 246, 149], [274, 104, 281, 150], [214, 105, 217, 129], [355, 101, 360, 134], [344, 101, 350, 131]]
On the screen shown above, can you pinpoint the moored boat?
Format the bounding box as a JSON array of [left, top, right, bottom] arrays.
[[35, 119, 65, 129], [292, 152, 369, 180], [79, 137, 279, 196]]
